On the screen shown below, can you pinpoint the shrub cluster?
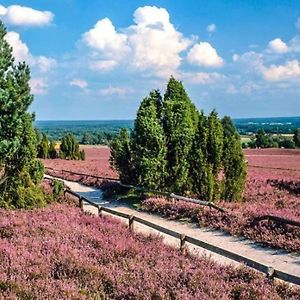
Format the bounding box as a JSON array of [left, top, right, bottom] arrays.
[[141, 196, 300, 253], [244, 129, 300, 149], [110, 77, 246, 202], [0, 203, 298, 299], [37, 132, 85, 160], [140, 176, 300, 253]]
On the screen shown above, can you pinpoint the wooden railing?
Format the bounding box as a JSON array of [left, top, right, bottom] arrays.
[[43, 176, 300, 286], [248, 165, 300, 172], [251, 215, 300, 228], [45, 167, 225, 212]]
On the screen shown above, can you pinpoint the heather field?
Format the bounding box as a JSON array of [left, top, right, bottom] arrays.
[[43, 146, 117, 181], [0, 203, 299, 299], [44, 146, 300, 252]]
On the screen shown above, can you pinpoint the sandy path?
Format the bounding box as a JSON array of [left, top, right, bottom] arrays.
[[47, 176, 300, 277]]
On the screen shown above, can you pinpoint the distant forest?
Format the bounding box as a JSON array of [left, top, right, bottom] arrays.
[[35, 117, 300, 145]]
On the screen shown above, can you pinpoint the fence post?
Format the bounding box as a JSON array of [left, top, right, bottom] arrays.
[[267, 266, 275, 280], [98, 205, 102, 217], [180, 234, 186, 254], [129, 215, 134, 232], [79, 196, 84, 210]]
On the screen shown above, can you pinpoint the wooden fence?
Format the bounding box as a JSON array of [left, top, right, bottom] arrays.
[[44, 176, 300, 286], [45, 167, 225, 212], [251, 215, 300, 228], [248, 164, 300, 172]]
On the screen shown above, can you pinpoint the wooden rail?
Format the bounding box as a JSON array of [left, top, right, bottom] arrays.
[[251, 215, 300, 228], [45, 167, 225, 212], [56, 185, 300, 286], [248, 165, 300, 172]]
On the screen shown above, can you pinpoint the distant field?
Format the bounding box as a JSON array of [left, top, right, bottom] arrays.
[[43, 146, 300, 181], [43, 145, 117, 179]]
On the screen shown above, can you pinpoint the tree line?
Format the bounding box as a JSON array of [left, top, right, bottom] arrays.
[[245, 129, 300, 149], [110, 77, 246, 202]]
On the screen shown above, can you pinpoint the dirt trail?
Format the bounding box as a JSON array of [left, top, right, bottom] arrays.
[[48, 175, 300, 277]]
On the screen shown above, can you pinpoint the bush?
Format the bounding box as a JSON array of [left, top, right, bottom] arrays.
[[52, 179, 65, 200]]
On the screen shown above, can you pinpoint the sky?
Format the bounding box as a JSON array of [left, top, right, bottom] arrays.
[[1, 1, 300, 120]]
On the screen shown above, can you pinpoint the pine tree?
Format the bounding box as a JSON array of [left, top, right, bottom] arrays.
[[222, 116, 246, 201], [163, 77, 198, 194], [132, 90, 167, 189], [0, 21, 45, 208]]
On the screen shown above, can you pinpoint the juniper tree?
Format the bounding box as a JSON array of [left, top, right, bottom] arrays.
[[110, 129, 136, 184], [163, 77, 198, 194], [0, 21, 45, 208], [48, 140, 58, 159], [189, 111, 209, 198], [37, 133, 49, 159], [132, 90, 167, 189], [207, 110, 223, 175], [222, 116, 246, 201], [60, 133, 84, 160], [109, 77, 247, 202]]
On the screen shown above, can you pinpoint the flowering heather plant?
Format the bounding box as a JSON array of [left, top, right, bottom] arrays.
[[141, 187, 300, 252], [0, 204, 299, 299], [140, 149, 300, 252], [44, 147, 300, 252]]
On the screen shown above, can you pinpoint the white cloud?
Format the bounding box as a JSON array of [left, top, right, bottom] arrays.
[[268, 38, 288, 53], [0, 5, 53, 26], [233, 51, 264, 71], [5, 31, 30, 62], [261, 59, 300, 81], [183, 72, 224, 84], [207, 24, 216, 33], [70, 79, 88, 89], [128, 6, 191, 76], [99, 86, 133, 96], [30, 78, 48, 95], [83, 18, 129, 59], [232, 54, 240, 62], [187, 42, 224, 67], [82, 6, 191, 76], [89, 60, 118, 71], [128, 7, 190, 75], [0, 5, 7, 16], [4, 31, 56, 73], [35, 56, 57, 73], [289, 35, 300, 52]]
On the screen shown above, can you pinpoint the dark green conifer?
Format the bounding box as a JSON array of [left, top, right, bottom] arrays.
[[0, 21, 45, 208], [132, 90, 167, 189], [222, 116, 246, 201], [163, 77, 197, 193]]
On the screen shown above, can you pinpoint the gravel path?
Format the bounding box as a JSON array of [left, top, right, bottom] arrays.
[[48, 176, 300, 277]]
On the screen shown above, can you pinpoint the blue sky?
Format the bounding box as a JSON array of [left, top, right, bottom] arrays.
[[1, 0, 300, 120]]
